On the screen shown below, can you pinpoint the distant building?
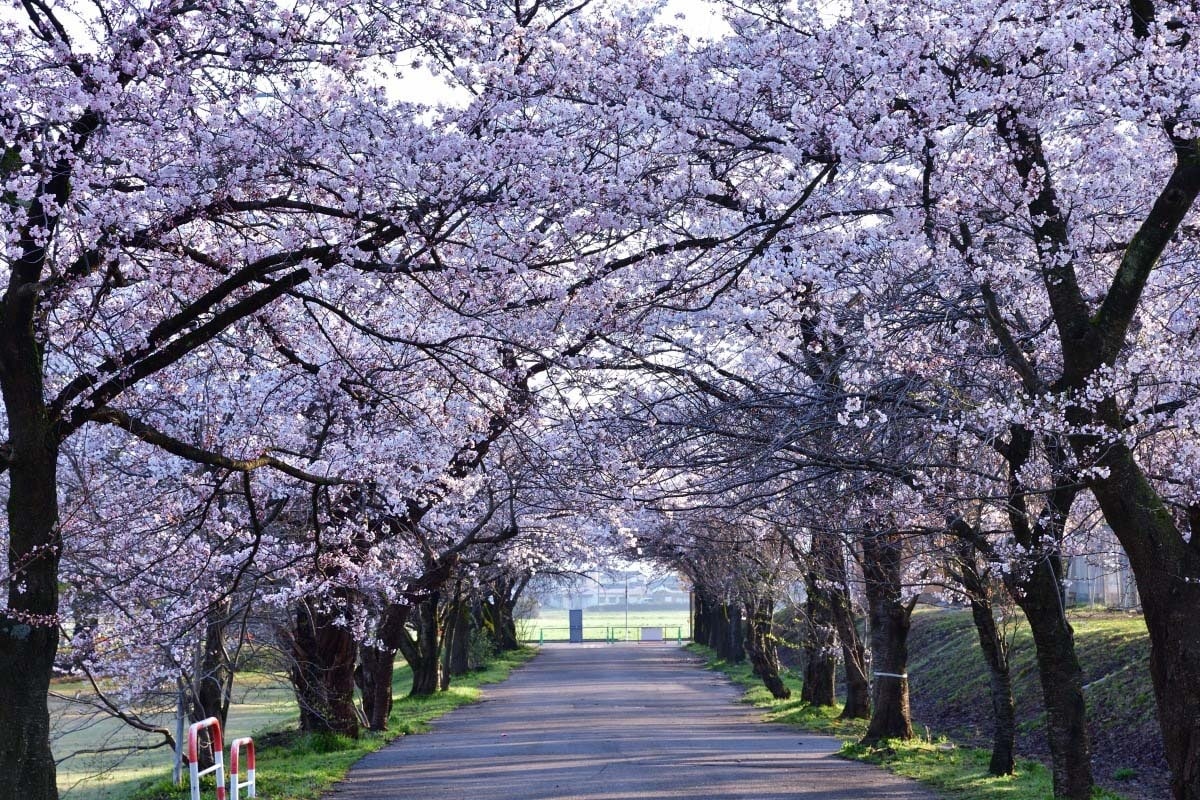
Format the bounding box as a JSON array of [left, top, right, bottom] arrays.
[[539, 572, 688, 609]]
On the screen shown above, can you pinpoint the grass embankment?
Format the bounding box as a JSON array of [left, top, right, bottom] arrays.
[[688, 641, 1127, 800], [129, 648, 536, 800], [907, 608, 1159, 798]]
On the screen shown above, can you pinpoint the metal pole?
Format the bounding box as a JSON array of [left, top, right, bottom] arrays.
[[625, 575, 629, 642], [173, 677, 186, 786]]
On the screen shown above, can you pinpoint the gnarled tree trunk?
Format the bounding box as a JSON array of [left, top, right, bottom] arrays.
[[861, 529, 914, 745], [397, 594, 441, 697], [998, 426, 1092, 800], [745, 597, 790, 699], [947, 533, 1015, 776], [291, 597, 359, 738], [1086, 444, 1200, 800], [801, 571, 836, 706]]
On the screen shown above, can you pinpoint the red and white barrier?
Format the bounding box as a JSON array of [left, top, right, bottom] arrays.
[[187, 717, 227, 800], [229, 737, 256, 799]]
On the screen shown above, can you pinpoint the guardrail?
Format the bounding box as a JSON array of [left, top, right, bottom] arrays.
[[526, 625, 690, 644], [187, 718, 226, 800], [185, 717, 257, 800], [229, 737, 256, 799]]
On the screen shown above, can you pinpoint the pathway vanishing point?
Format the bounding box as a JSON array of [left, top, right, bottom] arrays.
[[326, 643, 939, 799]]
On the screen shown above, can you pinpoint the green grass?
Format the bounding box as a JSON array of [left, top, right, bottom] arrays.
[[687, 643, 1127, 800], [519, 608, 691, 641], [123, 648, 536, 800], [905, 608, 1160, 794], [55, 672, 298, 800]]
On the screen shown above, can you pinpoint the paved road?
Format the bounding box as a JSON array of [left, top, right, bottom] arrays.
[[326, 643, 938, 799]]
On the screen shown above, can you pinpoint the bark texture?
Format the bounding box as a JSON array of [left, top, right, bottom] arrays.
[[947, 534, 1015, 776], [861, 530, 914, 745], [0, 346, 61, 800], [800, 572, 836, 706], [291, 598, 360, 738], [744, 597, 790, 699], [397, 595, 441, 697]]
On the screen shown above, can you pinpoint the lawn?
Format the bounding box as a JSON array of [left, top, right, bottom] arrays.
[[518, 607, 691, 642], [54, 672, 297, 800], [689, 642, 1128, 800], [54, 649, 535, 800]]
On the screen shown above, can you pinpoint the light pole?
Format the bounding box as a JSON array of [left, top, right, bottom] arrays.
[[624, 573, 629, 642]]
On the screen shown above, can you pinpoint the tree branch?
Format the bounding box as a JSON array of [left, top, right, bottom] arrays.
[[87, 407, 348, 485]]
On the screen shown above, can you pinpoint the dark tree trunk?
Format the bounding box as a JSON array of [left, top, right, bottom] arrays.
[[996, 426, 1092, 800], [356, 643, 395, 731], [1086, 444, 1200, 800], [397, 595, 441, 697], [446, 595, 472, 678], [439, 588, 467, 690], [840, 636, 872, 719], [355, 603, 412, 731], [861, 530, 914, 745], [974, 602, 1017, 777], [1014, 567, 1091, 800], [711, 602, 744, 663], [0, 350, 61, 800], [801, 572, 836, 706], [705, 600, 723, 652], [692, 591, 709, 646], [807, 529, 870, 718], [744, 597, 790, 700], [481, 575, 527, 653], [481, 596, 519, 652], [189, 598, 234, 768], [947, 533, 1015, 776], [291, 597, 359, 738]]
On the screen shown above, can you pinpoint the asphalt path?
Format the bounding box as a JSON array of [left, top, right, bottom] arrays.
[[326, 643, 939, 799]]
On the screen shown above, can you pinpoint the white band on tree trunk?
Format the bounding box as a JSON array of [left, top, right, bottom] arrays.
[[873, 672, 908, 679]]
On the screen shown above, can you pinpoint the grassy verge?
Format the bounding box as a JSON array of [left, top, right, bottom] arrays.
[[686, 643, 1125, 800], [129, 648, 536, 800]]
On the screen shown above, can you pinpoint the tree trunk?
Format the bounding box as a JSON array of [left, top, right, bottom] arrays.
[[745, 597, 790, 699], [801, 572, 836, 706], [975, 609, 1017, 777], [712, 602, 744, 663], [1087, 444, 1200, 800], [692, 591, 709, 645], [290, 597, 359, 738], [355, 603, 412, 730], [397, 595, 441, 697], [356, 643, 395, 731], [0, 356, 62, 800], [189, 598, 234, 768], [861, 530, 914, 745], [840, 636, 872, 719], [948, 536, 1015, 776], [439, 590, 466, 690], [446, 595, 472, 678], [482, 597, 519, 652], [1014, 567, 1091, 800]]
